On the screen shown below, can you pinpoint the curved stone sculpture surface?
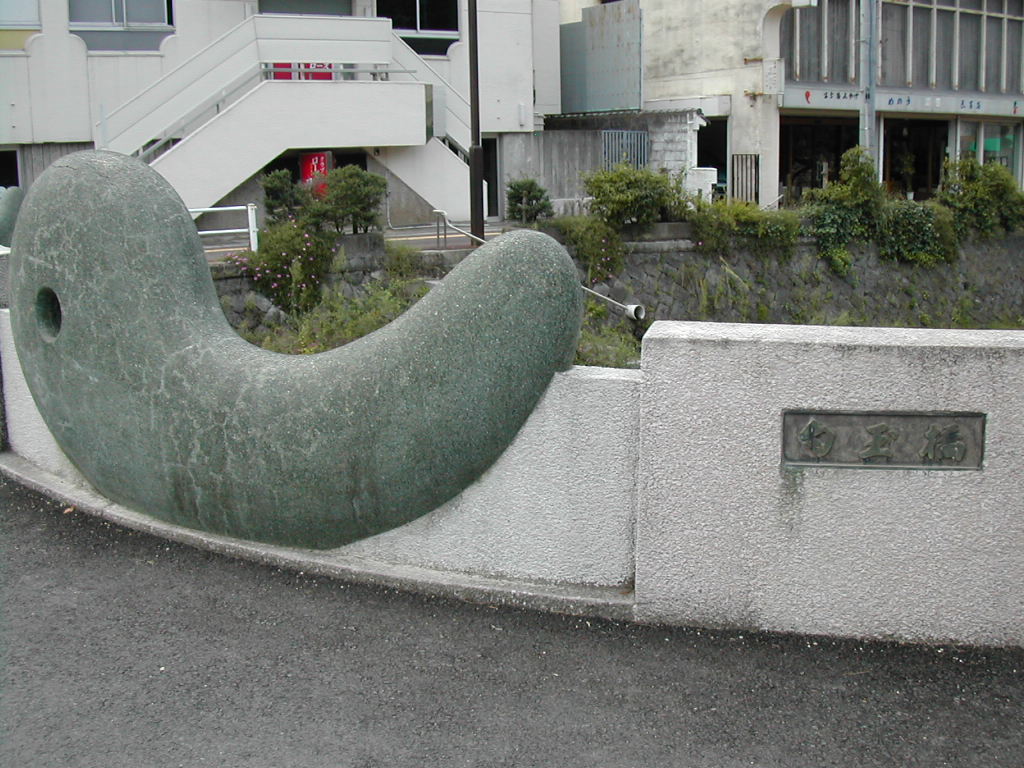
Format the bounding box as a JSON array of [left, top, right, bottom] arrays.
[[9, 151, 582, 548], [0, 186, 24, 247]]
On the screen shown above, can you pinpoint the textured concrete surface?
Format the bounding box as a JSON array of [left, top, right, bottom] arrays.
[[636, 322, 1024, 645], [1, 314, 636, 588], [341, 366, 640, 586], [8, 151, 582, 548], [0, 185, 23, 247], [3, 475, 1023, 768], [0, 451, 633, 623]]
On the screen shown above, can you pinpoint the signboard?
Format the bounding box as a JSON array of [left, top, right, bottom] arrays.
[[782, 410, 986, 470], [783, 86, 1024, 118], [300, 151, 332, 196]]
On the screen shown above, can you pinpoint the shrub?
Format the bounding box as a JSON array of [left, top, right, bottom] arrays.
[[938, 157, 1024, 241], [980, 162, 1024, 233], [872, 199, 942, 266], [583, 163, 673, 229], [233, 220, 334, 313], [804, 146, 886, 245], [291, 281, 429, 354], [260, 169, 310, 224], [661, 172, 701, 222], [877, 198, 955, 266], [506, 178, 554, 224], [803, 146, 888, 271], [573, 300, 641, 368], [306, 165, 387, 234], [547, 216, 625, 283], [689, 199, 799, 259], [383, 240, 425, 280]]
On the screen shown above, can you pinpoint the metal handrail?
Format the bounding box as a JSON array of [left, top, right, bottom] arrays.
[[135, 61, 416, 163], [189, 204, 259, 252], [432, 209, 485, 245], [431, 210, 646, 322]]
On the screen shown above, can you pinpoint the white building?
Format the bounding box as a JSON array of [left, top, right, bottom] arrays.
[[0, 0, 563, 222], [561, 0, 1024, 206]]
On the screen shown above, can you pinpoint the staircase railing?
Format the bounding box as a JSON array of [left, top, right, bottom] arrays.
[[97, 14, 396, 159]]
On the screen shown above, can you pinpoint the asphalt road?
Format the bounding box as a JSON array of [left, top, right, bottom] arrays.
[[1, 475, 1022, 768]]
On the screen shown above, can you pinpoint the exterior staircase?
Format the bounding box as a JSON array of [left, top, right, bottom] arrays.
[[96, 13, 476, 218]]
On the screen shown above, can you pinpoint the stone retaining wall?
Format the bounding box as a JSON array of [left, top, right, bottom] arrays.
[[591, 230, 1024, 330]]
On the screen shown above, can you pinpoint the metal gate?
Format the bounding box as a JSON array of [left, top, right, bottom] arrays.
[[602, 130, 649, 169], [731, 153, 760, 203]]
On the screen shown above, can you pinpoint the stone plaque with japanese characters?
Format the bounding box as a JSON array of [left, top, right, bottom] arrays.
[[782, 411, 986, 470]]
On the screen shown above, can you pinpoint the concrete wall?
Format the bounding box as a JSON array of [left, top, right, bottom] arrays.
[[636, 322, 1024, 646], [500, 129, 603, 205], [0, 308, 638, 587], [636, 0, 804, 204], [342, 366, 639, 586], [377, 139, 476, 221], [367, 154, 436, 227], [560, 0, 642, 114]]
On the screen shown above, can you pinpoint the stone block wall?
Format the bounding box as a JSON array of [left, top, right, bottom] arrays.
[[581, 231, 1024, 332]]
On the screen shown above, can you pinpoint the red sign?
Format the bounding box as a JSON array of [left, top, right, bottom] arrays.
[[270, 62, 333, 81], [300, 152, 332, 196]]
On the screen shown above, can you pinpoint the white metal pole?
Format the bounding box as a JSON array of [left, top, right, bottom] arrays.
[[246, 203, 259, 252], [859, 0, 879, 168]]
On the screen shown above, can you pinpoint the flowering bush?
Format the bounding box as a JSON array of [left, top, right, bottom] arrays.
[[230, 220, 333, 314]]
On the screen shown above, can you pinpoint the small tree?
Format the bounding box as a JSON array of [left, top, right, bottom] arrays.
[[506, 178, 553, 224], [315, 165, 387, 234], [260, 169, 310, 224]]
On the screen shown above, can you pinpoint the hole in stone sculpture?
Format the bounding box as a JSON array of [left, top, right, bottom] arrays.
[[36, 287, 62, 342]]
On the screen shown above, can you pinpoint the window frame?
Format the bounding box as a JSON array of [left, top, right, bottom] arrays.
[[68, 0, 174, 30], [0, 0, 40, 28]]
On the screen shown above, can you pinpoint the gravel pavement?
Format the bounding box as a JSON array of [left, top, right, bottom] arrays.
[[2, 476, 1022, 768]]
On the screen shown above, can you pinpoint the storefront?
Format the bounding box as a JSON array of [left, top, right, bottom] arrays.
[[780, 82, 1024, 201], [779, 0, 1024, 200]]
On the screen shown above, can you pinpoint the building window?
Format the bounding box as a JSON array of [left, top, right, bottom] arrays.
[[258, 0, 353, 14], [782, 0, 1024, 94], [68, 0, 173, 28], [376, 0, 458, 56], [68, 0, 173, 50], [1, 0, 39, 27], [958, 119, 1020, 169]]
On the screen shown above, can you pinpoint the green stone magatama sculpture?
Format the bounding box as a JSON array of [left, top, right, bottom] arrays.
[[9, 151, 583, 548], [0, 186, 24, 247]]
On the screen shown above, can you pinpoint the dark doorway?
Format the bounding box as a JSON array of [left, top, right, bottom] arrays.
[[883, 119, 948, 200], [697, 118, 728, 195], [483, 137, 498, 217], [779, 116, 859, 203], [0, 150, 18, 188]]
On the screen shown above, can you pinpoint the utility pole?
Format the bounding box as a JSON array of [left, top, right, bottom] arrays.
[[468, 0, 485, 241], [859, 0, 879, 168]]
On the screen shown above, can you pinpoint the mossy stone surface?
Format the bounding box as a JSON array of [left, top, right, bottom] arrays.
[[9, 151, 582, 548]]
